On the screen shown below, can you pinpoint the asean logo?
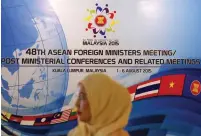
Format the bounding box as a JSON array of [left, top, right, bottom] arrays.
[[84, 3, 119, 38], [190, 80, 201, 96]]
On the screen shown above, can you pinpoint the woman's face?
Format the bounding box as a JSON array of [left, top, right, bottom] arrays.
[[75, 84, 91, 122]]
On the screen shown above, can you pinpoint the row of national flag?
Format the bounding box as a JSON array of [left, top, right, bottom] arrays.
[[1, 108, 77, 126], [128, 74, 201, 102], [2, 74, 200, 126]]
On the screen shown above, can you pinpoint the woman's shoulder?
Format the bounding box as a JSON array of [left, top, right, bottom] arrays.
[[67, 122, 87, 136], [110, 130, 130, 136], [67, 129, 75, 136], [67, 126, 80, 136]]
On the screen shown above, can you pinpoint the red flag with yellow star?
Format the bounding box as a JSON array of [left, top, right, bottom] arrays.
[[158, 74, 186, 96]]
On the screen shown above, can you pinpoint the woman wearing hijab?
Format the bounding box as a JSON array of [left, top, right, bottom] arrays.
[[68, 73, 132, 136]]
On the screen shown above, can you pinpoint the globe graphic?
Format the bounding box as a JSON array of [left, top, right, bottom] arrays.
[[1, 0, 69, 115]]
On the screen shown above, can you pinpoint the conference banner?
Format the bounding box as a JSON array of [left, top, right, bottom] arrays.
[[1, 0, 201, 135]]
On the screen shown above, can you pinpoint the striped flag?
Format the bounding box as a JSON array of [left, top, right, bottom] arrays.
[[128, 85, 137, 101], [51, 109, 71, 124], [10, 115, 22, 123], [134, 78, 161, 101], [20, 116, 35, 126], [1, 111, 11, 122], [34, 114, 54, 126], [69, 108, 77, 121]]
